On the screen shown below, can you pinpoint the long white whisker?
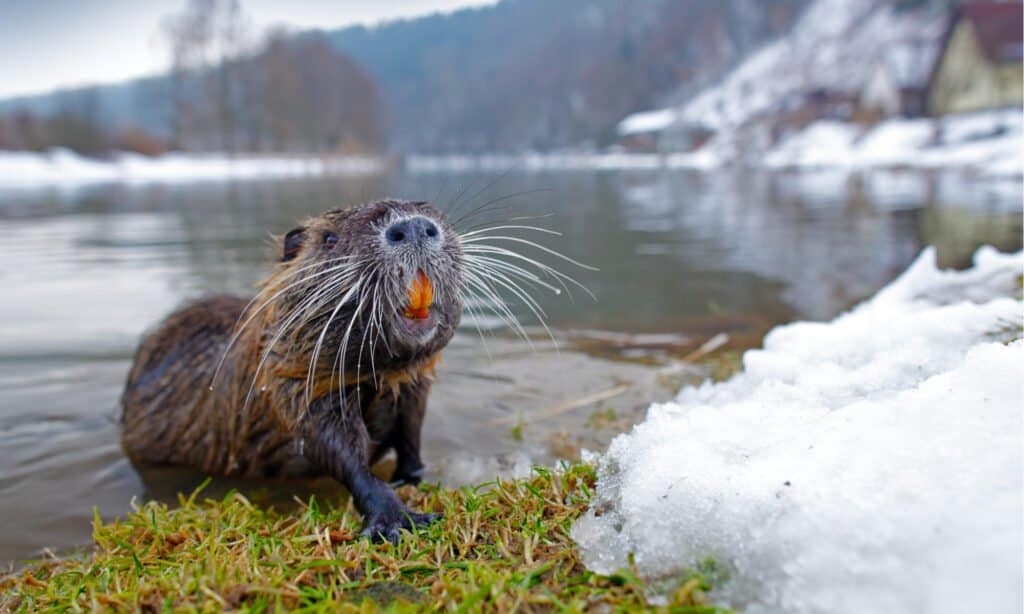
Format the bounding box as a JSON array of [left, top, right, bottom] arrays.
[[459, 225, 562, 239], [244, 273, 358, 409], [466, 262, 549, 319], [464, 254, 563, 295], [467, 266, 556, 348], [450, 186, 552, 229], [356, 264, 383, 389], [461, 301, 493, 360], [462, 244, 594, 300], [210, 259, 358, 389], [304, 279, 363, 406], [335, 288, 374, 410], [457, 212, 558, 236], [463, 285, 522, 344], [367, 268, 388, 382], [464, 272, 533, 348], [461, 235, 598, 271]]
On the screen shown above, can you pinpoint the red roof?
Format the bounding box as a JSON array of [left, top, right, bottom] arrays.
[[958, 2, 1023, 62]]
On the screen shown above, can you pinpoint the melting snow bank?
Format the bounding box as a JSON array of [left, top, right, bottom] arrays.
[[763, 109, 1023, 177], [0, 148, 385, 188], [572, 246, 1023, 613]]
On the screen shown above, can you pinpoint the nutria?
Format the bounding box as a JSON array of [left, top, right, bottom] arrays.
[[121, 199, 466, 542]]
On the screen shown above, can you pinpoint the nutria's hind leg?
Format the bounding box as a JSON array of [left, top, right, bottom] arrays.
[[304, 395, 438, 543]]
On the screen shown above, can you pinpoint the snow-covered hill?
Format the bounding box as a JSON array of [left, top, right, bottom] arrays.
[[677, 0, 946, 131], [615, 0, 1022, 176]]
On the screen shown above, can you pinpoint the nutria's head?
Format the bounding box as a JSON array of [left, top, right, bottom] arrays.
[[237, 196, 592, 397], [263, 199, 463, 381]]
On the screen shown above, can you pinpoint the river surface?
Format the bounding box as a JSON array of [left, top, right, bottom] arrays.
[[0, 167, 1020, 564]]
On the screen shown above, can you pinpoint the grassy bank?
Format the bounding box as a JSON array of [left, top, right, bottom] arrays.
[[1, 464, 725, 612]]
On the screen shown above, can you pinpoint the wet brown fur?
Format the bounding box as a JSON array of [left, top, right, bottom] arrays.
[[121, 200, 463, 539]]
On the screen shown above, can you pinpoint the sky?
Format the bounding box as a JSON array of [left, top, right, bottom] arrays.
[[0, 0, 497, 100]]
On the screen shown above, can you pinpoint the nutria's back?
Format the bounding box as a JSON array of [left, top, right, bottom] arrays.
[[121, 295, 318, 477]]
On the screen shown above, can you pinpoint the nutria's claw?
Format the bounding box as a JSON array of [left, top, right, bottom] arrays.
[[361, 510, 441, 544], [390, 466, 425, 486], [361, 521, 403, 544]]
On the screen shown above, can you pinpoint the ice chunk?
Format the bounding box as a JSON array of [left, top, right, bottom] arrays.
[[573, 246, 1023, 614]]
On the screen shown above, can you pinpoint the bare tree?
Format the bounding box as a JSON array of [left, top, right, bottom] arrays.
[[253, 33, 386, 153], [162, 1, 210, 148], [158, 2, 383, 153], [161, 0, 253, 151]]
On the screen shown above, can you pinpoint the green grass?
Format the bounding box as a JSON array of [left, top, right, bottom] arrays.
[[986, 316, 1023, 345], [1, 464, 727, 612]]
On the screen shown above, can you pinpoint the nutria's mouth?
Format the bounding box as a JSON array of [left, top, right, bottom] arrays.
[[403, 270, 434, 321]]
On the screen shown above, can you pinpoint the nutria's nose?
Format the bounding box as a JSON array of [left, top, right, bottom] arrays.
[[384, 216, 440, 248]]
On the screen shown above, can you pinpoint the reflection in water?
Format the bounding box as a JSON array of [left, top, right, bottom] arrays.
[[616, 170, 923, 321], [0, 168, 1019, 563]]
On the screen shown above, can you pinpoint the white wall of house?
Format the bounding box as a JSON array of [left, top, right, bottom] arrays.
[[861, 65, 901, 116], [929, 21, 1018, 115]]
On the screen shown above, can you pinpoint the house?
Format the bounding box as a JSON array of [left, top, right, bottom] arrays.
[[860, 42, 940, 117], [927, 2, 1023, 116], [615, 108, 712, 153], [658, 119, 713, 153], [769, 88, 859, 143], [616, 108, 673, 152]]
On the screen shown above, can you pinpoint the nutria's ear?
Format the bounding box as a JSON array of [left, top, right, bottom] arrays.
[[282, 226, 306, 262]]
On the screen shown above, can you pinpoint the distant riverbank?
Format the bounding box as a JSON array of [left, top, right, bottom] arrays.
[[0, 149, 386, 189], [409, 109, 1022, 179], [2, 108, 1019, 190]]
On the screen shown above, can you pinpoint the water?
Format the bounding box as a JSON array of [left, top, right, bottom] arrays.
[[0, 168, 1019, 564]]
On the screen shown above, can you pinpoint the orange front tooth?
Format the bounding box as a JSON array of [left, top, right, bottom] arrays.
[[405, 270, 434, 319], [419, 271, 434, 308]]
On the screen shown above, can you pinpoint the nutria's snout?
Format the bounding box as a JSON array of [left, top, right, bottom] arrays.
[[370, 205, 463, 353], [382, 216, 442, 249], [380, 216, 448, 343]]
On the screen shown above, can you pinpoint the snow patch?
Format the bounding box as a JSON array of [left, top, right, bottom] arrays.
[[764, 109, 1023, 175], [0, 148, 384, 189], [618, 108, 679, 136], [764, 121, 862, 168], [851, 118, 934, 166], [573, 246, 1023, 613]]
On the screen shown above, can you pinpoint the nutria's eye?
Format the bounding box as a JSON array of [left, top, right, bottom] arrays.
[[323, 232, 338, 247]]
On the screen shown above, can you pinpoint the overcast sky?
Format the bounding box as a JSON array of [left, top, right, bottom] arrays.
[[0, 0, 497, 100]]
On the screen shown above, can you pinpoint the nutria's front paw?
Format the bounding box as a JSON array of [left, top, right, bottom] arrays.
[[361, 509, 441, 543]]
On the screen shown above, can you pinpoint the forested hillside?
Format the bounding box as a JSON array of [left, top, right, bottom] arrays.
[[330, 0, 807, 151], [0, 0, 808, 153]]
